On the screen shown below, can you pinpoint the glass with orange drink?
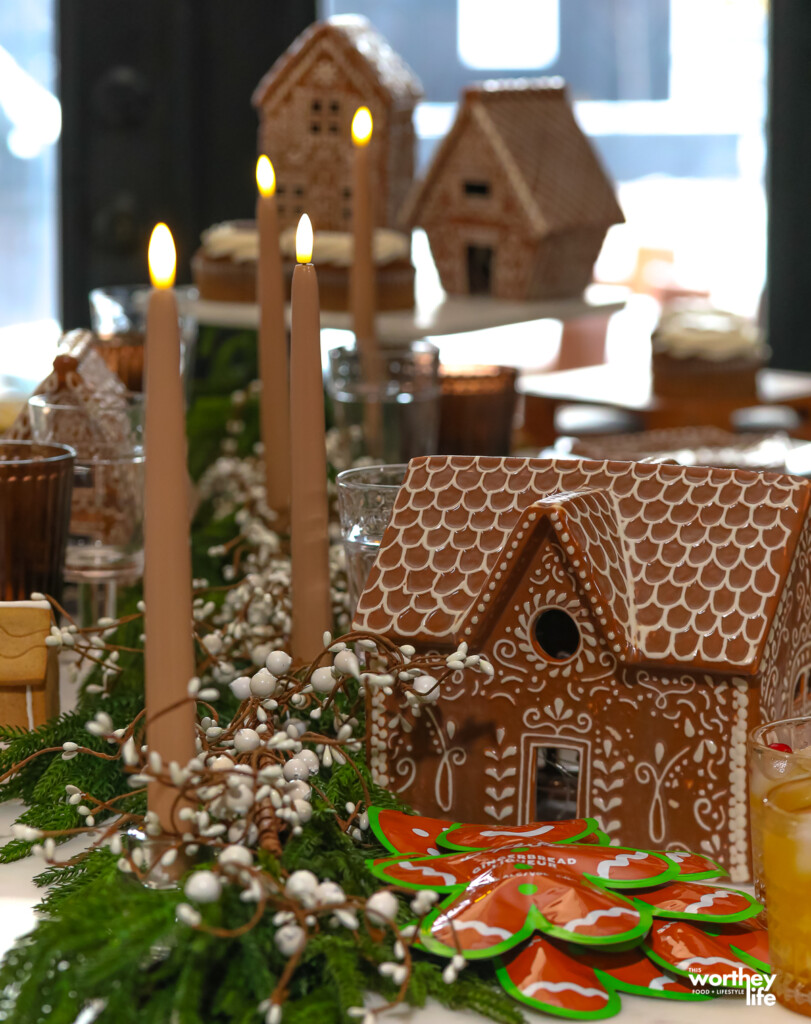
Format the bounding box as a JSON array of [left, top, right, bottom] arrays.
[[763, 775, 811, 1015], [748, 717, 811, 903]]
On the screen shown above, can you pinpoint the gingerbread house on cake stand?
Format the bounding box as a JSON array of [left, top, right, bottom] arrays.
[[252, 16, 422, 233], [401, 79, 624, 300], [355, 455, 811, 881]]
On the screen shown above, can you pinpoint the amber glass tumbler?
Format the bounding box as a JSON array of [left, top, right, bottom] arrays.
[[0, 441, 75, 602], [438, 365, 517, 456]]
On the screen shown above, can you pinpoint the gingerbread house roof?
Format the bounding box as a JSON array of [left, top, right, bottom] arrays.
[[353, 455, 811, 672], [403, 79, 624, 237], [568, 426, 801, 472], [251, 16, 423, 113]]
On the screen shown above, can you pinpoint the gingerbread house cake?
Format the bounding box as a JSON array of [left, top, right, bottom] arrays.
[[355, 455, 811, 880], [252, 16, 422, 233], [402, 80, 624, 300]]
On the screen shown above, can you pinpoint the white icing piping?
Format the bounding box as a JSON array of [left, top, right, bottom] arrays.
[[596, 849, 648, 878], [683, 889, 733, 914], [445, 918, 512, 941], [397, 861, 457, 886], [561, 905, 635, 933], [521, 980, 609, 1001]]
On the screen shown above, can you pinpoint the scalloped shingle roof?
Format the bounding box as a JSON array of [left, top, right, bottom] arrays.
[[353, 456, 811, 671]]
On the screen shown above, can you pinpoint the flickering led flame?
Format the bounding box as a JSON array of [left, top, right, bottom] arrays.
[[296, 214, 314, 264], [351, 106, 373, 147], [148, 223, 176, 289], [256, 155, 276, 197]]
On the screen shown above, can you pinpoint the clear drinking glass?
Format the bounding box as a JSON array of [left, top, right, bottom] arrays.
[[748, 716, 811, 904], [336, 464, 407, 612], [0, 440, 75, 602], [28, 393, 145, 581], [326, 342, 440, 464], [763, 774, 811, 1015], [89, 284, 198, 392]]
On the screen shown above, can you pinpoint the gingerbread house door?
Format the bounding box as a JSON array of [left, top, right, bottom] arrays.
[[466, 244, 493, 294]]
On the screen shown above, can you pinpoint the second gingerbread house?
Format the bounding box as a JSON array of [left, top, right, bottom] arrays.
[[355, 455, 811, 880], [403, 80, 624, 300]]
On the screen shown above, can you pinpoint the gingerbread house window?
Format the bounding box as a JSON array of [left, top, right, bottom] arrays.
[[532, 608, 580, 661], [463, 180, 491, 197], [310, 97, 341, 136], [535, 746, 581, 820], [310, 98, 324, 133], [276, 183, 305, 218], [328, 99, 341, 134]]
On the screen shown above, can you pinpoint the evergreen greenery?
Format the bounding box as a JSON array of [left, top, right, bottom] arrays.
[[0, 759, 523, 1023]]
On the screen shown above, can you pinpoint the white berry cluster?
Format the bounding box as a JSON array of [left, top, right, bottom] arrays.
[[13, 619, 494, 1024]]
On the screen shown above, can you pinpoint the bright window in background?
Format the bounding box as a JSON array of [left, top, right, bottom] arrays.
[[457, 0, 559, 71], [323, 0, 768, 317], [0, 0, 60, 384]]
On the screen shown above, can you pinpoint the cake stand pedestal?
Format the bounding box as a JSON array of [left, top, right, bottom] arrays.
[[189, 282, 627, 371]]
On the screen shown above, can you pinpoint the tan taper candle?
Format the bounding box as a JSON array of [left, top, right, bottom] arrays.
[[350, 107, 375, 352], [256, 156, 290, 516], [144, 223, 196, 830], [290, 214, 331, 662], [350, 106, 383, 457]]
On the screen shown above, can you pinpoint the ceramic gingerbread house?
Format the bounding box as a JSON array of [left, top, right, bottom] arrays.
[[355, 455, 811, 880], [252, 16, 422, 233], [402, 79, 624, 300], [0, 601, 58, 730]]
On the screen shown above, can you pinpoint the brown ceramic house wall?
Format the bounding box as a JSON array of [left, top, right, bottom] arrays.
[[386, 106, 417, 226], [758, 513, 811, 723], [527, 228, 606, 299], [377, 531, 753, 878]]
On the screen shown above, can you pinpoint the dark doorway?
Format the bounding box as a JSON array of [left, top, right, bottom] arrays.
[[467, 244, 493, 294], [536, 746, 581, 820]]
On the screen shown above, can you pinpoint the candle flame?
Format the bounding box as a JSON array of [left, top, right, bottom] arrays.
[[351, 106, 373, 147], [148, 223, 176, 289], [256, 155, 276, 197], [296, 214, 314, 264]]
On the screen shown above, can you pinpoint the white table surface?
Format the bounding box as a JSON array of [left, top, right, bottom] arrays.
[[0, 796, 788, 1023]]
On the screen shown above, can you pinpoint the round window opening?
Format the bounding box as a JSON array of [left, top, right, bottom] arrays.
[[533, 608, 580, 661]]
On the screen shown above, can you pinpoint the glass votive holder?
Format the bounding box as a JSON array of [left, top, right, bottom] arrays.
[[124, 827, 188, 890], [28, 394, 145, 582], [0, 441, 75, 602], [438, 364, 518, 456], [762, 775, 811, 1014], [336, 464, 408, 613], [89, 284, 198, 392], [326, 342, 440, 464], [748, 716, 811, 905]]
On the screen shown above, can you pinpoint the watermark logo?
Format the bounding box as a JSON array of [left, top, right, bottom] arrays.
[[687, 968, 776, 1006]]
